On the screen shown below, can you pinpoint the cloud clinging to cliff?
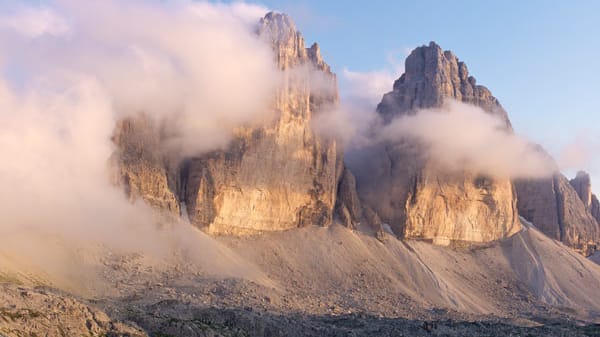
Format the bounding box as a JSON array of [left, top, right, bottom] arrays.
[[380, 100, 557, 179], [0, 0, 275, 286]]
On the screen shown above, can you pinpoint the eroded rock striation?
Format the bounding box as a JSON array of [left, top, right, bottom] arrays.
[[351, 42, 521, 245], [591, 194, 600, 224], [515, 167, 600, 256], [569, 171, 600, 227], [570, 171, 593, 208], [111, 117, 180, 215], [335, 167, 362, 229]]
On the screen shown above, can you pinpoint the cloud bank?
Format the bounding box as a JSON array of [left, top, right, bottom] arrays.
[[379, 100, 557, 179], [0, 0, 275, 287], [1, 0, 279, 156], [557, 136, 600, 175]]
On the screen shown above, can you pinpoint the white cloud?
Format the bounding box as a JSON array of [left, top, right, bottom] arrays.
[[0, 0, 279, 157], [0, 0, 275, 284], [557, 136, 599, 172], [341, 68, 396, 107], [380, 100, 557, 179], [314, 50, 408, 148], [0, 5, 69, 37]]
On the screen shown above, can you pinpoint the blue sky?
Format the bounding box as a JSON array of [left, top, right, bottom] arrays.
[[247, 0, 600, 180]]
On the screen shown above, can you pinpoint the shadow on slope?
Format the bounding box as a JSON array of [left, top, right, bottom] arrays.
[[126, 300, 600, 337]]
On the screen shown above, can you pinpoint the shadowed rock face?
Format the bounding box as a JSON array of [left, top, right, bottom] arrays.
[[353, 42, 520, 245], [591, 195, 600, 224], [570, 171, 593, 208], [112, 12, 359, 234], [570, 171, 600, 228], [335, 167, 362, 229], [515, 168, 600, 256], [569, 171, 600, 234], [111, 117, 180, 215]]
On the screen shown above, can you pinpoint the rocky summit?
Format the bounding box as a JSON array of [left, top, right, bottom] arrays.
[[377, 42, 512, 127]]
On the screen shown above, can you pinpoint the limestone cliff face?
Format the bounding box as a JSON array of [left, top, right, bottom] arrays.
[[514, 177, 561, 239], [591, 195, 600, 224], [353, 42, 520, 245], [182, 13, 342, 234], [515, 164, 600, 255], [569, 171, 600, 243], [111, 117, 179, 214], [111, 12, 357, 234], [377, 42, 512, 127]]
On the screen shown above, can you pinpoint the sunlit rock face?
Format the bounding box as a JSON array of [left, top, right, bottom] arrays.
[[180, 13, 343, 234], [112, 12, 359, 234], [351, 42, 521, 245], [570, 171, 600, 230]]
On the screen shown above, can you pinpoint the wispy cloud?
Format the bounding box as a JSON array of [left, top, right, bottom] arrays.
[[340, 49, 407, 106], [0, 5, 69, 37], [0, 0, 274, 285], [381, 100, 557, 179]]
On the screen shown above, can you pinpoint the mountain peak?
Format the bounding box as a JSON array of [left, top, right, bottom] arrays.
[[262, 11, 295, 26], [378, 42, 510, 127], [257, 11, 309, 69], [258, 12, 297, 44], [402, 41, 459, 82], [570, 170, 593, 207]]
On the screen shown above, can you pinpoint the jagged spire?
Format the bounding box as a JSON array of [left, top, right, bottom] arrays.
[[257, 11, 307, 69], [258, 12, 297, 44], [570, 170, 593, 207], [377, 41, 511, 128]]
